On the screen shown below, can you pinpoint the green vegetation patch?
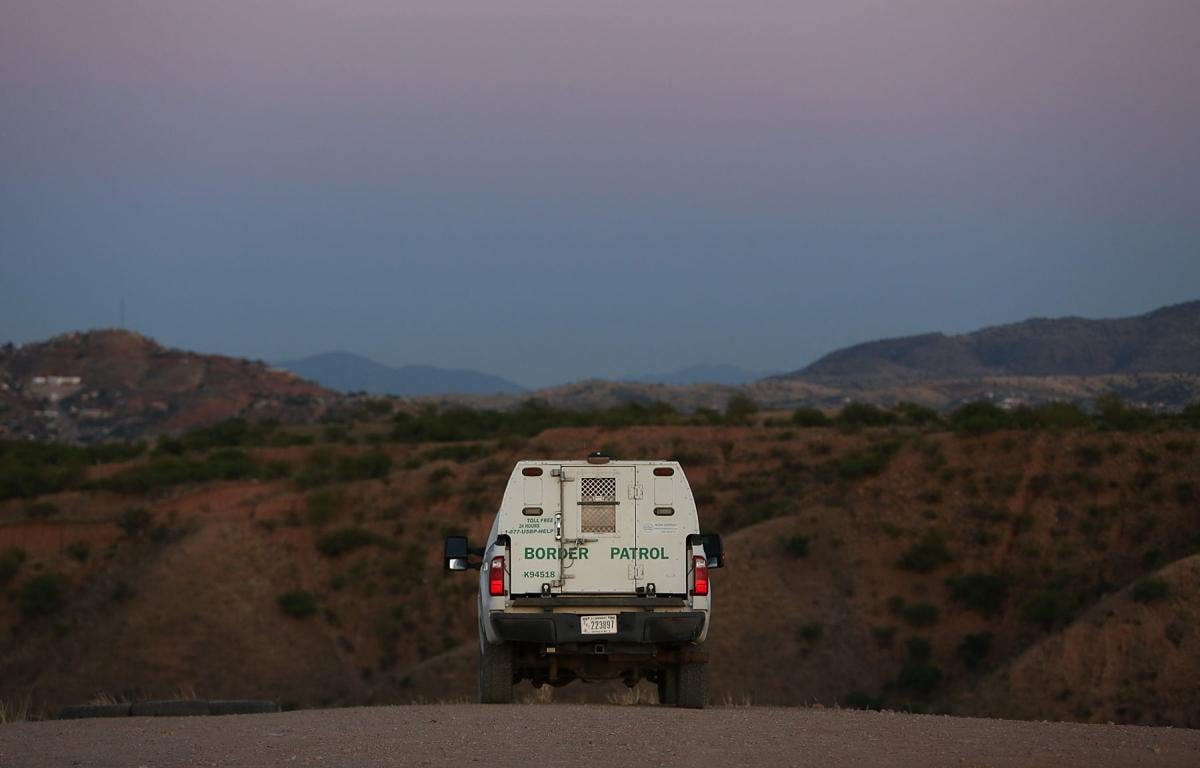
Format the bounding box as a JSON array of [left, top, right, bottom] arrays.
[[1130, 577, 1169, 604], [276, 590, 318, 619], [19, 572, 69, 619], [946, 572, 1011, 616], [898, 532, 953, 573]]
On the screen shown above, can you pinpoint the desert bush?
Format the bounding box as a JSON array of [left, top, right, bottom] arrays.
[[956, 632, 994, 669], [295, 448, 391, 488], [791, 408, 831, 427], [1021, 589, 1076, 630], [783, 535, 811, 558], [1130, 577, 1169, 604], [1094, 395, 1154, 431], [276, 590, 318, 619], [896, 636, 941, 698], [19, 572, 68, 618], [949, 402, 1010, 435], [894, 402, 941, 427], [0, 439, 145, 500], [833, 442, 900, 481], [1014, 402, 1091, 431], [0, 547, 27, 583], [946, 572, 1010, 616], [898, 532, 952, 573], [836, 403, 898, 427], [306, 489, 343, 526], [316, 527, 379, 557], [899, 601, 940, 627], [66, 541, 90, 562], [798, 623, 823, 643], [724, 394, 759, 425], [117, 508, 154, 537]]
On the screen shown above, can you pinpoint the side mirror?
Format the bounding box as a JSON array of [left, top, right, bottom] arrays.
[[444, 535, 470, 571], [700, 533, 725, 569]]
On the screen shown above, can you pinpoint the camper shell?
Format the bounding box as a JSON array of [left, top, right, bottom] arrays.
[[444, 455, 724, 708]]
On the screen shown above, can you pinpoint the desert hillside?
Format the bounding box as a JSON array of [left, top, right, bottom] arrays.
[[1, 401, 1197, 725], [0, 330, 332, 443]]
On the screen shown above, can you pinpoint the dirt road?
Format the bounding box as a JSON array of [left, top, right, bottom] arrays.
[[3, 705, 1198, 767]]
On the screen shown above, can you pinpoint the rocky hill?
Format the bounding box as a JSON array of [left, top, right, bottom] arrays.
[[783, 301, 1200, 384], [0, 331, 333, 443]]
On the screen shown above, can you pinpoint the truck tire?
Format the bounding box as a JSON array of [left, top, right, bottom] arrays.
[[657, 665, 678, 706], [478, 641, 514, 704], [676, 661, 707, 709]]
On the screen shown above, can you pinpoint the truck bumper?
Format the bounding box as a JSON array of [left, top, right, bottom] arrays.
[[490, 610, 705, 645]]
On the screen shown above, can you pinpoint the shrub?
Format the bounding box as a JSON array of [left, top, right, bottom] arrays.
[[1094, 395, 1154, 431], [896, 661, 943, 699], [899, 601, 940, 627], [906, 636, 932, 662], [798, 623, 823, 643], [895, 402, 941, 426], [791, 408, 831, 427], [949, 402, 1011, 435], [117, 508, 154, 537], [724, 394, 760, 425], [1016, 402, 1091, 431], [66, 541, 90, 562], [956, 632, 994, 668], [1130, 577, 1169, 604], [276, 590, 318, 619], [306, 489, 343, 526], [834, 442, 900, 481], [946, 572, 1010, 616], [784, 535, 811, 558], [898, 532, 952, 573], [1021, 589, 1076, 630], [316, 527, 378, 557], [0, 546, 27, 583], [836, 403, 898, 427], [19, 572, 68, 618]]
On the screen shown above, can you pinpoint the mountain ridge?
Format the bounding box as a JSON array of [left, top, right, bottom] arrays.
[[276, 351, 525, 396], [781, 300, 1200, 383]]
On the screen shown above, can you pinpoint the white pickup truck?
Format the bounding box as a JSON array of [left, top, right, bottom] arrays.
[[444, 453, 724, 707]]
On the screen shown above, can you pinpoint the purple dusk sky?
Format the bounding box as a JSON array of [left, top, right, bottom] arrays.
[[2, 1, 1198, 385]]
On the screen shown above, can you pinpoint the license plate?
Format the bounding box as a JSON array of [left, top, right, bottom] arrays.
[[580, 614, 618, 635]]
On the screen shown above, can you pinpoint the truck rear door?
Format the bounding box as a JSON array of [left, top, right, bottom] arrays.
[[634, 464, 689, 595], [558, 463, 638, 594]]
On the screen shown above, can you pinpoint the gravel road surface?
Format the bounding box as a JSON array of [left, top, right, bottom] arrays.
[[4, 704, 1198, 767]]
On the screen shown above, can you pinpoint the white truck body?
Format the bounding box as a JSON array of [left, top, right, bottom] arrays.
[[445, 455, 723, 707]]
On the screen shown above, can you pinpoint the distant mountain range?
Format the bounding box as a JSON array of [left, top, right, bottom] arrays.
[[630, 364, 778, 387], [276, 352, 525, 396], [777, 301, 1200, 383]]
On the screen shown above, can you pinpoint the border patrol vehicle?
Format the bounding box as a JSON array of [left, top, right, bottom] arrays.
[[444, 453, 724, 708]]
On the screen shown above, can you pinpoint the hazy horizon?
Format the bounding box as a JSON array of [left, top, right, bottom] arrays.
[[3, 1, 1199, 387]]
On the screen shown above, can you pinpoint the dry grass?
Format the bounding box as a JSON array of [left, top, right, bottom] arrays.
[[0, 698, 36, 724]]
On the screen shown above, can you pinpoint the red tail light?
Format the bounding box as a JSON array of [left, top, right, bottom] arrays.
[[488, 555, 506, 597], [692, 555, 709, 596]]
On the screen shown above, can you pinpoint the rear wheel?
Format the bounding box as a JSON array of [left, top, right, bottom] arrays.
[[478, 640, 514, 704], [676, 661, 707, 709], [656, 665, 678, 706]]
